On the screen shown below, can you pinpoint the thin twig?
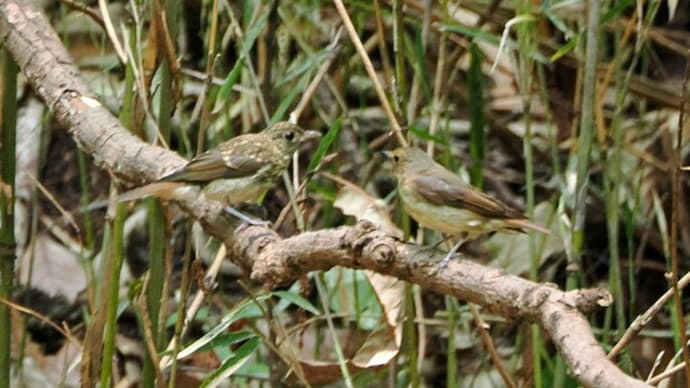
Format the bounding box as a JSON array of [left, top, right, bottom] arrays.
[[668, 49, 690, 382], [426, 1, 448, 156], [55, 0, 105, 29], [647, 343, 690, 385], [609, 270, 690, 360], [26, 172, 81, 238], [98, 0, 126, 64], [372, 0, 393, 90], [315, 275, 355, 388], [0, 297, 77, 343], [289, 54, 335, 225], [225, 3, 271, 125], [273, 153, 337, 228], [134, 278, 166, 388], [333, 0, 408, 147], [469, 303, 517, 388], [159, 244, 227, 370], [236, 281, 311, 386], [289, 26, 343, 124], [194, 0, 220, 155], [167, 223, 193, 388], [121, 21, 169, 148], [152, 0, 181, 88]]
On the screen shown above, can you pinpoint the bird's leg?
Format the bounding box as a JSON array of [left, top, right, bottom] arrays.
[[438, 238, 466, 270], [411, 236, 451, 262], [223, 206, 271, 227], [417, 237, 447, 253]]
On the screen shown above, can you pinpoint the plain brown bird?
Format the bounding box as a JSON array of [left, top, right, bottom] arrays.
[[385, 147, 549, 267], [119, 121, 320, 223]]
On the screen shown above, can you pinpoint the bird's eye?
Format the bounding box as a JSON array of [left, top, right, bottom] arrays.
[[393, 155, 399, 162], [284, 131, 295, 141]]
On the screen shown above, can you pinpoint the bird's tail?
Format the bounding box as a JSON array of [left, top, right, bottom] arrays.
[[505, 218, 551, 235], [117, 181, 186, 202]]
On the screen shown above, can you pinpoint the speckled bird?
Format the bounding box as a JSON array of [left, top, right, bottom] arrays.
[[120, 122, 320, 208]]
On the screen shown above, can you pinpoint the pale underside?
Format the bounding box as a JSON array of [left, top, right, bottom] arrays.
[[398, 183, 521, 239], [200, 175, 272, 205]]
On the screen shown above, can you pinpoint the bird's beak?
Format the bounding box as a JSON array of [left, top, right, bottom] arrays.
[[301, 130, 322, 142], [382, 150, 394, 160]]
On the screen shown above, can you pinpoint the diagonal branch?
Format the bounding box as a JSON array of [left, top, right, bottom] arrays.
[[0, 1, 650, 387]]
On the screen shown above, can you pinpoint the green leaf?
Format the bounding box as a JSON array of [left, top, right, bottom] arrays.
[[278, 48, 331, 86], [273, 290, 321, 315], [438, 23, 500, 45], [270, 69, 311, 123], [542, 0, 575, 37], [237, 362, 270, 380], [240, 8, 270, 59], [468, 43, 485, 189], [307, 117, 341, 174], [196, 331, 258, 353], [550, 37, 578, 62], [407, 124, 445, 144], [200, 337, 260, 387], [309, 183, 337, 202], [412, 30, 432, 99], [439, 22, 550, 65], [601, 0, 634, 23], [218, 58, 244, 101], [175, 297, 267, 360]]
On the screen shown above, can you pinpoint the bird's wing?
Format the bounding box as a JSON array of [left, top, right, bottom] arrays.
[[410, 174, 524, 219], [160, 148, 266, 182]]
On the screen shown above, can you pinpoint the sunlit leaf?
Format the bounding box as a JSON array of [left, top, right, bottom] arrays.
[[200, 337, 260, 387], [408, 124, 445, 144], [550, 37, 578, 62], [307, 117, 341, 174], [273, 290, 321, 315], [176, 297, 267, 360]]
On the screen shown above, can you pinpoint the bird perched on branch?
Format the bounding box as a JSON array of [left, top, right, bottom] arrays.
[[119, 121, 320, 223], [385, 147, 549, 268]]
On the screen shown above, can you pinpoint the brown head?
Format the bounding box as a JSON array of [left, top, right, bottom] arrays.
[[261, 121, 321, 163], [384, 147, 437, 177]]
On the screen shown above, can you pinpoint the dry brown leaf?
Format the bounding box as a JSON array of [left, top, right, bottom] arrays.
[[350, 325, 401, 368], [335, 184, 404, 366], [277, 183, 407, 384], [334, 185, 402, 238], [19, 233, 87, 302]]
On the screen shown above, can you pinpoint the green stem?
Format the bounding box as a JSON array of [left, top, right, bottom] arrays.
[[393, 0, 407, 117], [99, 202, 127, 387], [142, 2, 178, 385], [404, 284, 419, 387], [0, 49, 18, 388], [468, 43, 485, 189], [168, 224, 193, 388], [514, 2, 540, 385], [571, 0, 600, 269], [446, 297, 458, 388], [77, 149, 95, 252], [100, 24, 139, 385]]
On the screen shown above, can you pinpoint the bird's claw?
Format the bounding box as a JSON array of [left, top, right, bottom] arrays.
[[434, 239, 465, 273], [438, 255, 452, 271], [246, 218, 272, 227]]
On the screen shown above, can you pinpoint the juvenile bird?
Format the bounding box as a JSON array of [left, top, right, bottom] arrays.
[[385, 147, 549, 267], [120, 121, 320, 223]]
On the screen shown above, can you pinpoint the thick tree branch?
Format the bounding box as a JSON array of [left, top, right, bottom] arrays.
[[0, 1, 650, 387]]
